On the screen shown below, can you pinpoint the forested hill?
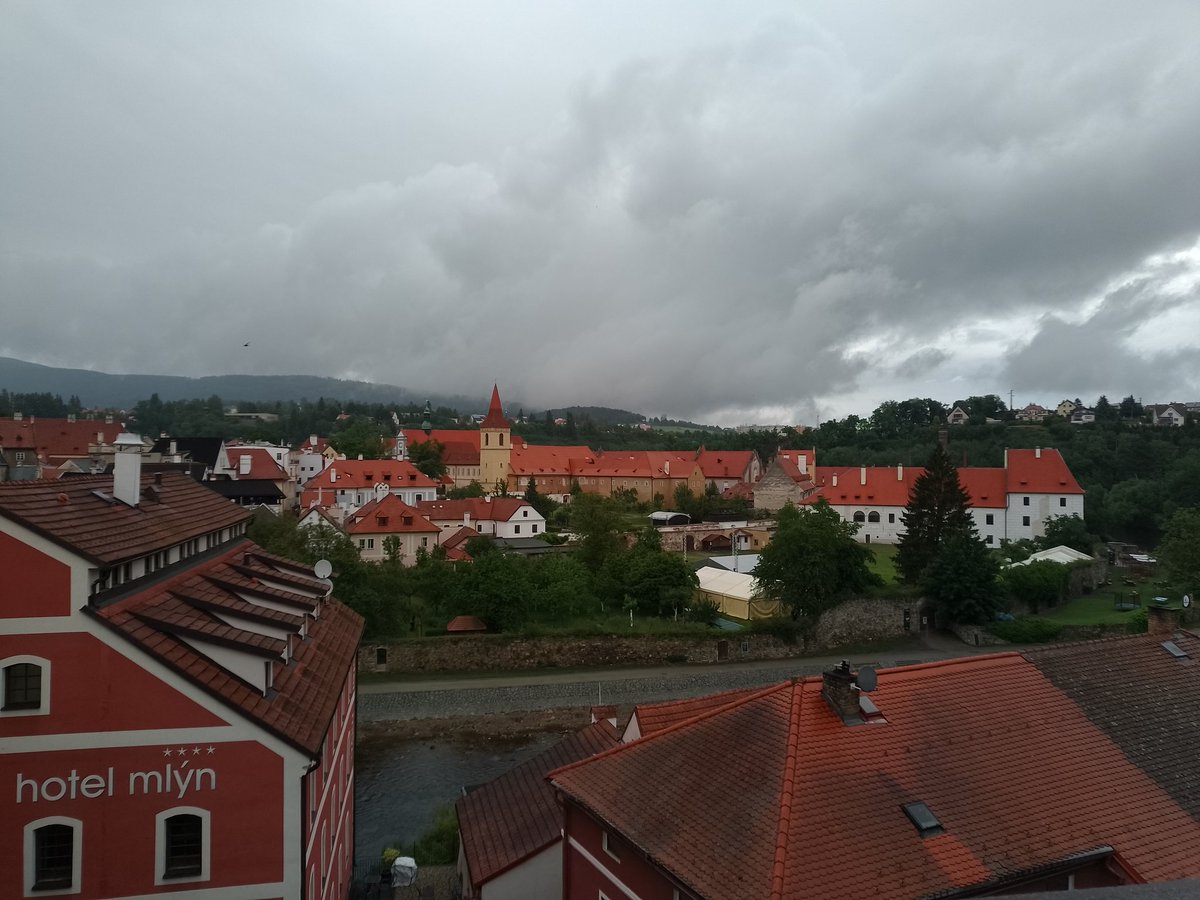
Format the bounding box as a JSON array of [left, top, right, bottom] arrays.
[[0, 356, 478, 410]]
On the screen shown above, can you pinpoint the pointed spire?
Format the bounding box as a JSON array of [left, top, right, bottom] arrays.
[[481, 384, 509, 429]]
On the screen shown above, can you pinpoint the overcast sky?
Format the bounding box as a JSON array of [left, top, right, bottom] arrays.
[[3, 1, 1199, 425]]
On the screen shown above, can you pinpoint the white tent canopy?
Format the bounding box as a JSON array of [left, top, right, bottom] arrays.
[[1008, 545, 1093, 567]]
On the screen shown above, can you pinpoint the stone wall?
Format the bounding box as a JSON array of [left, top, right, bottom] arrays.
[[360, 598, 915, 675]]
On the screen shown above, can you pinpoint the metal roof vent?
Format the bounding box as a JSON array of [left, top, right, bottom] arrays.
[[902, 802, 944, 838], [1162, 640, 1188, 660]]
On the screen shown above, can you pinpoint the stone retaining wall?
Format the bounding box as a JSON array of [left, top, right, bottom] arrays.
[[360, 597, 917, 675]]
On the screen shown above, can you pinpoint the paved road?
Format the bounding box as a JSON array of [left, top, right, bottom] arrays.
[[357, 640, 1002, 722]]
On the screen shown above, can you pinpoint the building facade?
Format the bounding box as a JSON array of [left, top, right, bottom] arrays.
[[0, 450, 362, 899]]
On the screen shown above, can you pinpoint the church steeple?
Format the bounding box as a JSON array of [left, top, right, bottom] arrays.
[[481, 384, 508, 429], [479, 384, 512, 493]]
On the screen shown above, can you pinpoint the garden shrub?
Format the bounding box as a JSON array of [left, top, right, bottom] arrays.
[[988, 617, 1064, 643]]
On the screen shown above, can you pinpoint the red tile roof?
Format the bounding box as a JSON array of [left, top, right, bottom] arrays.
[[1006, 448, 1083, 494], [440, 525, 480, 550], [481, 384, 510, 429], [446, 614, 488, 633], [92, 541, 363, 756], [226, 446, 288, 481], [808, 465, 1009, 509], [509, 444, 592, 477], [695, 449, 755, 480], [300, 459, 439, 506], [774, 449, 815, 482], [0, 416, 126, 463], [552, 651, 1200, 900], [630, 687, 762, 737], [403, 429, 482, 453], [0, 472, 251, 565], [458, 721, 620, 889], [417, 497, 536, 524], [345, 494, 440, 534]]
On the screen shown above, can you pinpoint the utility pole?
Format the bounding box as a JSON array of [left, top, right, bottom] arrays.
[[1009, 388, 1015, 411]]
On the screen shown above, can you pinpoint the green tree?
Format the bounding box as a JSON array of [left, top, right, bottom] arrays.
[[447, 480, 486, 499], [330, 418, 386, 460], [896, 444, 974, 582], [409, 438, 447, 480], [924, 529, 1001, 625], [1039, 515, 1096, 555], [752, 501, 878, 633], [1001, 560, 1069, 614], [1158, 508, 1200, 593], [622, 546, 697, 618], [570, 494, 625, 573]]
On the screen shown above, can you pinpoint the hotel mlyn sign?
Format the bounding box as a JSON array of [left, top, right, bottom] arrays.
[[0, 453, 362, 899], [16, 750, 221, 804]]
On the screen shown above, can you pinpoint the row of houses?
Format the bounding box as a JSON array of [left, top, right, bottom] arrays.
[[954, 399, 1199, 425]]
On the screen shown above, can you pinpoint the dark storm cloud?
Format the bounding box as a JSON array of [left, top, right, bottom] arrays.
[[2, 2, 1199, 421]]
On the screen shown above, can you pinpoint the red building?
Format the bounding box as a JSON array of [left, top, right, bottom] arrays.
[[0, 442, 362, 899]]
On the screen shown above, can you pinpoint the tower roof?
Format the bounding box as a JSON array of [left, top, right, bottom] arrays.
[[480, 384, 510, 429]]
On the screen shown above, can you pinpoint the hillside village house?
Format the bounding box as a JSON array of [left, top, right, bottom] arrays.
[[1147, 403, 1188, 426], [801, 448, 1083, 545], [343, 494, 441, 562], [0, 437, 362, 899], [0, 413, 128, 481], [549, 627, 1200, 899], [299, 459, 439, 516], [417, 497, 546, 539]]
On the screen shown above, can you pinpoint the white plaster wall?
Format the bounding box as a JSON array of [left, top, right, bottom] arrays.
[[970, 508, 1007, 548], [1005, 493, 1085, 542], [493, 507, 547, 539], [831, 505, 905, 544], [481, 843, 561, 900]]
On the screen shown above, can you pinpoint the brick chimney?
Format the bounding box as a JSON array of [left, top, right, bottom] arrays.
[[1147, 604, 1182, 636], [822, 661, 861, 723]]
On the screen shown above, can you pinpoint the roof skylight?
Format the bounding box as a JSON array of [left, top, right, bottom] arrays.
[[902, 802, 944, 838]]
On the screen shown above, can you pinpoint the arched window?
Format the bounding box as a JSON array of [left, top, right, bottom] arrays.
[[24, 816, 81, 894], [853, 511, 866, 523], [868, 511, 881, 523], [2, 656, 49, 716], [156, 808, 211, 884]]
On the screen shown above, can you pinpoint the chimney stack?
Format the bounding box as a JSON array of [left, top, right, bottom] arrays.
[[860, 466, 867, 486], [897, 464, 904, 481], [1147, 604, 1182, 636], [112, 433, 144, 507], [1035, 446, 1042, 459], [822, 661, 861, 723], [832, 472, 838, 487]]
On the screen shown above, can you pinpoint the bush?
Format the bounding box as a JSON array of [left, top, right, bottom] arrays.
[[747, 617, 804, 645], [1126, 609, 1148, 634], [684, 597, 721, 625], [987, 617, 1063, 643], [395, 804, 458, 866]]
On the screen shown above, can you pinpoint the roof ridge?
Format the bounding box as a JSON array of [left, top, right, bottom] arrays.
[[1022, 630, 1172, 655], [549, 680, 792, 781], [770, 681, 805, 900]]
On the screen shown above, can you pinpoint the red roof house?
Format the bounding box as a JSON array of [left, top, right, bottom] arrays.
[[344, 494, 440, 564]]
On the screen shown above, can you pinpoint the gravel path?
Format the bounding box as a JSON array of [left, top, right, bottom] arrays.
[[357, 647, 971, 722]]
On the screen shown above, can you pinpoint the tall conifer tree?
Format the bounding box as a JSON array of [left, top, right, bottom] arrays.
[[896, 444, 974, 582]]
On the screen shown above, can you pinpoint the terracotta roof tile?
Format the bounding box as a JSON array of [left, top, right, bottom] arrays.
[[0, 416, 127, 463], [480, 384, 509, 429], [92, 541, 363, 756], [417, 497, 535, 524], [0, 472, 251, 564], [457, 721, 620, 888], [553, 651, 1200, 900], [345, 494, 440, 534]]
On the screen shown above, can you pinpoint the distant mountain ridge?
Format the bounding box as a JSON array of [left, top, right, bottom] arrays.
[[0, 356, 480, 411]]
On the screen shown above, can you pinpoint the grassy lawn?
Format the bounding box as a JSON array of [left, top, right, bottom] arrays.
[[1041, 590, 1148, 626], [868, 544, 899, 584]]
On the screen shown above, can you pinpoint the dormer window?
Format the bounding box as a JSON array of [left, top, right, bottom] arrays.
[[377, 516, 388, 526], [403, 516, 413, 526]]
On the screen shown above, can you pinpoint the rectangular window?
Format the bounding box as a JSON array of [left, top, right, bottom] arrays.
[[985, 535, 994, 544], [514, 525, 521, 534], [1022, 516, 1030, 526], [532, 524, 539, 533], [15, 451, 26, 464], [985, 514, 994, 525], [367, 539, 375, 550], [1023, 496, 1030, 506], [1059, 497, 1067, 507], [888, 513, 895, 523], [163, 814, 203, 877], [602, 831, 620, 862], [33, 822, 74, 890]]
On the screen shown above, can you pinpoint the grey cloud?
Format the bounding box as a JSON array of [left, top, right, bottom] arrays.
[[3, 4, 1200, 421]]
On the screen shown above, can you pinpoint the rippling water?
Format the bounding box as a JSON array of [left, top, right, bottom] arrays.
[[354, 732, 560, 868]]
